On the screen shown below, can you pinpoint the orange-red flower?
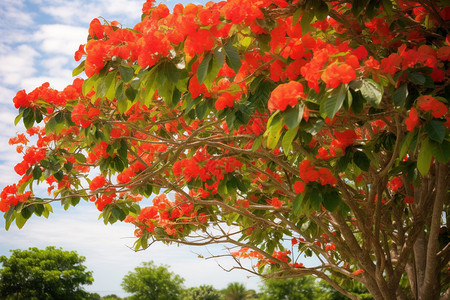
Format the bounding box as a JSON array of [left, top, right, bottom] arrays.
[[321, 62, 356, 88], [405, 107, 420, 132], [417, 95, 447, 118], [89, 175, 107, 191], [268, 81, 304, 113]]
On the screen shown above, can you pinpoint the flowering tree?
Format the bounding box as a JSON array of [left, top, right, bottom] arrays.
[[1, 0, 449, 299]]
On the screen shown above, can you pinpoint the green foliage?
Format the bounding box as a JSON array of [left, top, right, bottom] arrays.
[[102, 294, 123, 300], [0, 246, 94, 300], [222, 282, 257, 300], [182, 285, 223, 300], [258, 276, 321, 300], [319, 279, 373, 300], [121, 261, 184, 300]]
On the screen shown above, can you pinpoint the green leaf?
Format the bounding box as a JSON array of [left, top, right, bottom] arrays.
[[196, 102, 208, 119], [352, 0, 370, 17], [119, 65, 135, 83], [399, 131, 415, 159], [125, 86, 137, 101], [23, 108, 35, 129], [300, 7, 315, 33], [322, 190, 341, 212], [282, 128, 298, 156], [292, 7, 303, 25], [32, 166, 42, 180], [203, 56, 222, 90], [104, 71, 117, 100], [337, 150, 352, 172], [82, 73, 98, 96], [293, 193, 303, 217], [283, 105, 303, 130], [118, 139, 128, 160], [366, 0, 380, 19], [74, 153, 86, 164], [266, 118, 283, 150], [408, 72, 426, 85], [214, 47, 225, 68], [5, 208, 16, 230], [425, 120, 446, 143], [430, 140, 450, 163], [393, 84, 408, 107], [223, 42, 241, 75], [381, 0, 393, 16], [21, 205, 35, 219], [45, 115, 57, 135], [34, 204, 44, 216], [196, 53, 212, 84], [353, 151, 370, 171], [15, 211, 28, 229], [252, 136, 263, 152], [315, 1, 329, 20], [321, 84, 346, 118], [14, 110, 24, 126], [360, 79, 383, 107], [310, 189, 323, 212], [417, 138, 433, 176], [72, 60, 85, 77]]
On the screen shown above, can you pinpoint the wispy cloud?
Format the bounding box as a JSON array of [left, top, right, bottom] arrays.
[[0, 45, 39, 87], [34, 24, 87, 56], [40, 0, 142, 26]]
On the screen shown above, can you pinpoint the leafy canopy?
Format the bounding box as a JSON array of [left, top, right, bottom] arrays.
[[0, 246, 94, 300], [121, 261, 185, 300], [2, 1, 449, 300]]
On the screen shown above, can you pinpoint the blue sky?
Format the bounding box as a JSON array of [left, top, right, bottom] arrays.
[[0, 0, 263, 297]]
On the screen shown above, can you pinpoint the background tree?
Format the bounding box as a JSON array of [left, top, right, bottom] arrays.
[[1, 0, 449, 299], [182, 285, 223, 300], [222, 282, 257, 300], [258, 276, 321, 300], [121, 261, 184, 300], [319, 280, 373, 300], [102, 294, 123, 300], [0, 246, 94, 300]]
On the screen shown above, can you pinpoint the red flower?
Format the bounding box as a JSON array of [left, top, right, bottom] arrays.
[[352, 269, 365, 276], [404, 196, 414, 204], [89, 175, 107, 191], [325, 242, 336, 252], [268, 81, 304, 113], [74, 44, 86, 61], [14, 161, 29, 176], [405, 107, 420, 132], [294, 181, 305, 193], [13, 90, 30, 108], [215, 92, 235, 110], [72, 103, 100, 128], [321, 62, 356, 88], [388, 177, 403, 192], [417, 95, 447, 118], [88, 18, 104, 39], [271, 197, 282, 209]]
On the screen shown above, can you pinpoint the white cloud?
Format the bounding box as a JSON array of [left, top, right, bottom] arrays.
[[41, 0, 142, 26], [20, 73, 74, 91], [0, 87, 16, 105], [0, 1, 34, 28], [0, 45, 39, 87], [33, 24, 87, 56]]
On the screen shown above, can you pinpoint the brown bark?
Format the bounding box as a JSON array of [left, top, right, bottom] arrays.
[[419, 163, 448, 300]]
